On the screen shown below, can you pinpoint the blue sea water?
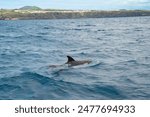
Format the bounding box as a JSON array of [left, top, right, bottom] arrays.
[[0, 17, 150, 99]]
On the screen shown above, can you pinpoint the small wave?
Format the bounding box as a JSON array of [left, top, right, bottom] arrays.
[[118, 60, 139, 66], [20, 72, 52, 82], [0, 35, 8, 38], [33, 35, 44, 38], [43, 27, 50, 29], [0, 84, 21, 92], [125, 60, 139, 65], [77, 24, 96, 27], [88, 61, 104, 68], [73, 28, 82, 31], [37, 32, 49, 35], [47, 66, 69, 78], [96, 38, 103, 40], [89, 84, 126, 99], [97, 29, 105, 32], [13, 35, 32, 39], [134, 28, 143, 32]]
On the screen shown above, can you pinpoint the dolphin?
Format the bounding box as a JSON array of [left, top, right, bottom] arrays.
[[49, 56, 91, 68], [65, 56, 91, 66]]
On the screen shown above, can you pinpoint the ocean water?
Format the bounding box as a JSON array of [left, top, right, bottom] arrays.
[[0, 17, 150, 99]]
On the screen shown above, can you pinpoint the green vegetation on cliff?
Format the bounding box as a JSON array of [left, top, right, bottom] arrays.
[[0, 7, 150, 20], [19, 6, 42, 10]]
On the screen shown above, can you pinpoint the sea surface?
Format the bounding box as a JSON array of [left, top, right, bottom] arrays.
[[0, 17, 150, 99]]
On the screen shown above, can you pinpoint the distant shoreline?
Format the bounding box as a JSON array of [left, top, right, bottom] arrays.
[[0, 9, 150, 20]]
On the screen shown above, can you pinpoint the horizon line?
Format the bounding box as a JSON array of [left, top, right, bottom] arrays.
[[0, 5, 150, 11], [0, 6, 150, 11]]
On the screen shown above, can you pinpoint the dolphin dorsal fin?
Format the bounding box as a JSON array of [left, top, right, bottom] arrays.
[[67, 56, 75, 63]]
